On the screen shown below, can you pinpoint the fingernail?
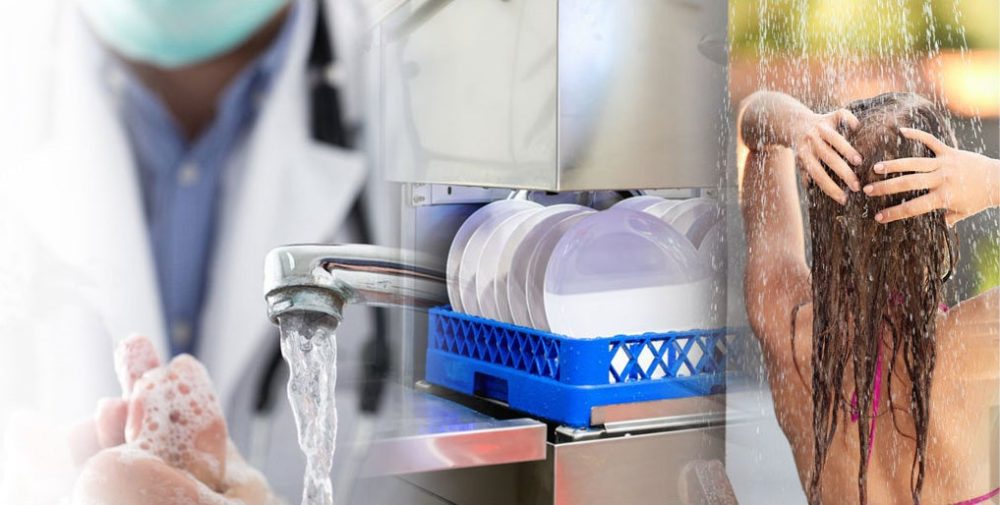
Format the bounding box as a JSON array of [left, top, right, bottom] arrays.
[[863, 185, 873, 194], [875, 212, 884, 222], [851, 182, 861, 192], [873, 163, 884, 173], [839, 195, 848, 205], [852, 155, 863, 165]]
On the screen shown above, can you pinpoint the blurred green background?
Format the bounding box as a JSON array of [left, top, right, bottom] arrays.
[[730, 0, 999, 54], [729, 0, 999, 301]]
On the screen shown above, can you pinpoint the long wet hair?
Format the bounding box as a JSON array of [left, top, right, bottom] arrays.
[[806, 92, 957, 505]]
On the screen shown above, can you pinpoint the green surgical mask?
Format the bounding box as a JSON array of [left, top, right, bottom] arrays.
[[78, 0, 290, 68]]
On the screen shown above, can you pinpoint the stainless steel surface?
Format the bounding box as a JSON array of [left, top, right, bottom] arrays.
[[402, 463, 528, 505], [360, 387, 547, 477], [408, 183, 513, 207], [262, 244, 448, 323], [407, 426, 728, 505], [595, 394, 726, 435], [397, 385, 730, 505], [544, 395, 727, 442], [543, 427, 726, 505], [378, 0, 728, 191], [352, 476, 458, 505]]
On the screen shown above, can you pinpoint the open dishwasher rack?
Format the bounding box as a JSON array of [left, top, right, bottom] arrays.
[[425, 306, 727, 428]]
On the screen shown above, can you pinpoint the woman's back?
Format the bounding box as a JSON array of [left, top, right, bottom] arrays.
[[738, 90, 1000, 504], [767, 289, 1000, 505]]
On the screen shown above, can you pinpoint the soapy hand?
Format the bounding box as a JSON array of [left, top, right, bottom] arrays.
[[71, 335, 280, 505]]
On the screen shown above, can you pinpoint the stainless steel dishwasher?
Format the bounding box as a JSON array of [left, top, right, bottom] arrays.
[[264, 1, 734, 503]]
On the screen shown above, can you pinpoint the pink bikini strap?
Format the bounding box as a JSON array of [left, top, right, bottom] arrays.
[[953, 487, 1000, 505], [851, 303, 949, 457], [848, 302, 993, 504]]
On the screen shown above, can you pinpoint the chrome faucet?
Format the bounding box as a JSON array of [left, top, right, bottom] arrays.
[[262, 244, 448, 505], [263, 244, 448, 329]]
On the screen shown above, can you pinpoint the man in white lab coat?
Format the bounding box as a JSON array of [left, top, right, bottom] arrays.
[[0, 0, 397, 501]]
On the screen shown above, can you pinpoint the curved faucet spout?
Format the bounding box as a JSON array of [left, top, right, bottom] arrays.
[[263, 244, 448, 325]]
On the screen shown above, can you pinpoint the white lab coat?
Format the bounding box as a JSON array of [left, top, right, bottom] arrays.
[[0, 0, 396, 500]]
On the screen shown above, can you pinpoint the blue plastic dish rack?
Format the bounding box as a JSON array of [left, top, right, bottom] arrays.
[[425, 306, 726, 428]]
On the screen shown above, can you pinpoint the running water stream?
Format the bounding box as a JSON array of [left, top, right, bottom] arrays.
[[279, 312, 340, 505]]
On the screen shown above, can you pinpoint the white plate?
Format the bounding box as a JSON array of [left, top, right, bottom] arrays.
[[699, 220, 725, 271], [475, 207, 546, 321], [699, 221, 726, 329], [493, 204, 590, 324], [659, 197, 720, 248], [523, 212, 594, 331], [458, 201, 543, 316], [684, 209, 723, 250], [543, 208, 712, 339], [446, 200, 540, 313], [642, 199, 683, 219], [507, 208, 595, 328], [611, 195, 665, 212]]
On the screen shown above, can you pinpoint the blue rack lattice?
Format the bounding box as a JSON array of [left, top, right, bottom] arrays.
[[425, 307, 726, 427]]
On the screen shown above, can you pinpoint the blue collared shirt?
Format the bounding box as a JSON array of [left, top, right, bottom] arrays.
[[111, 8, 298, 357]]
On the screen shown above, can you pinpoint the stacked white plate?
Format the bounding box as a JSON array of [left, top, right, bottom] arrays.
[[493, 204, 593, 324], [445, 196, 725, 338], [446, 200, 543, 315]]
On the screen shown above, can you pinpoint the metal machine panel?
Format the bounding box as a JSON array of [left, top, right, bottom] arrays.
[[556, 0, 728, 190], [378, 0, 728, 191], [546, 427, 726, 505], [379, 0, 559, 190], [401, 426, 728, 505], [360, 386, 547, 477]]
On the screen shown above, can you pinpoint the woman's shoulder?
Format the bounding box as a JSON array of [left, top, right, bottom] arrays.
[[940, 287, 999, 337], [936, 287, 999, 381]]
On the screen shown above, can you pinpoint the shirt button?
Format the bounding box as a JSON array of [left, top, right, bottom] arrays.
[[178, 162, 200, 187], [324, 63, 346, 87], [172, 321, 193, 349]]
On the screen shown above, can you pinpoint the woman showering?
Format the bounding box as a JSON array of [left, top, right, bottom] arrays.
[[738, 90, 999, 505]]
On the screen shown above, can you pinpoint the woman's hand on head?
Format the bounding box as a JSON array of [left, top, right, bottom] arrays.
[[791, 108, 864, 205], [863, 127, 1000, 226]]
